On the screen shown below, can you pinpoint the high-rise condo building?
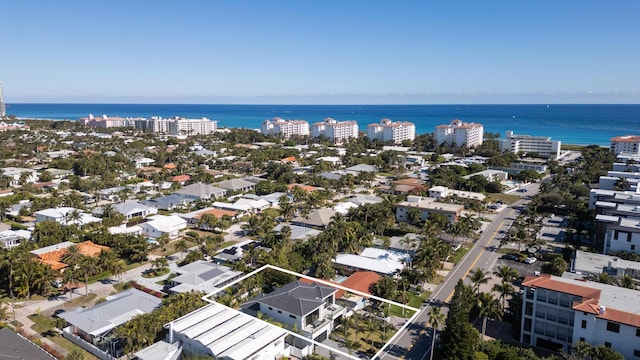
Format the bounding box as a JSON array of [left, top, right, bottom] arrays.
[[260, 118, 309, 138], [610, 135, 640, 156], [311, 118, 359, 145], [366, 118, 416, 144], [434, 119, 484, 148], [499, 131, 561, 159]]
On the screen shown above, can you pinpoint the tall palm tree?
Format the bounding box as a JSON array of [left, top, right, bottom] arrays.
[[173, 239, 189, 259], [477, 292, 502, 349], [62, 267, 80, 301], [62, 245, 83, 268], [493, 265, 518, 284], [110, 260, 127, 283], [492, 281, 516, 309], [468, 267, 491, 294], [427, 306, 446, 360], [151, 257, 169, 272], [78, 256, 96, 296]]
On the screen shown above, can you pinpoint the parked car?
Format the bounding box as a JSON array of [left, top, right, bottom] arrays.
[[502, 253, 518, 261], [524, 257, 537, 264]]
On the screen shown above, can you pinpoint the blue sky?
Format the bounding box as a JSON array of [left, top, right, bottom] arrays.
[[1, 1, 639, 104]]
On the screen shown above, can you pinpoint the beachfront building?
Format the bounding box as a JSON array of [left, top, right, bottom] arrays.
[[311, 118, 358, 145], [0, 121, 30, 131], [610, 135, 640, 156], [168, 117, 217, 136], [434, 119, 484, 148], [78, 114, 141, 128], [520, 273, 640, 359], [366, 118, 416, 144], [261, 118, 309, 138], [499, 131, 561, 159]]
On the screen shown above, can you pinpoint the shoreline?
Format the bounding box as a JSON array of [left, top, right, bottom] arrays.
[[12, 117, 610, 148]]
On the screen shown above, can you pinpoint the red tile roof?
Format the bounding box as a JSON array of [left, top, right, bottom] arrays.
[[172, 175, 191, 182], [194, 208, 237, 220], [336, 271, 381, 299], [524, 274, 640, 327]]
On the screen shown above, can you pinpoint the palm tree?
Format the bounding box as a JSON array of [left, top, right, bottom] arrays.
[[62, 245, 83, 268], [468, 267, 491, 294], [157, 233, 171, 251], [614, 177, 630, 191], [173, 239, 189, 259], [427, 306, 446, 360], [110, 259, 127, 283], [78, 256, 96, 296], [492, 281, 516, 309], [151, 257, 169, 273], [618, 274, 636, 289], [493, 265, 518, 283], [477, 292, 502, 349], [63, 267, 80, 300]]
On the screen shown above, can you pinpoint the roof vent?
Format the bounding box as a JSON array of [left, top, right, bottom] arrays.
[[599, 306, 606, 315]]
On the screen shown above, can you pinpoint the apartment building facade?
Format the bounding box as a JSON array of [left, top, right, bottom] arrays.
[[610, 135, 640, 156], [434, 119, 484, 148], [261, 118, 309, 138], [520, 274, 640, 359], [366, 118, 416, 144], [311, 118, 358, 145], [499, 131, 561, 159]]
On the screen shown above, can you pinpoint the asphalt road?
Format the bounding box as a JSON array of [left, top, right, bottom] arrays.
[[380, 181, 542, 360]]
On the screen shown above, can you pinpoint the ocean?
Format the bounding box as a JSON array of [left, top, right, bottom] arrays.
[[6, 103, 640, 146]]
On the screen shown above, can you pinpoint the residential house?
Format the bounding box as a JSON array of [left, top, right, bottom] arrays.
[[291, 208, 336, 229], [1, 167, 39, 185], [179, 208, 238, 228], [31, 241, 110, 272], [167, 302, 289, 360], [174, 183, 227, 200], [242, 280, 346, 352], [139, 214, 187, 239], [60, 289, 162, 359], [272, 224, 321, 242], [98, 186, 126, 202], [0, 229, 30, 249], [34, 207, 102, 226], [216, 178, 256, 193], [213, 239, 257, 264], [167, 260, 243, 294], [333, 247, 410, 276], [141, 194, 193, 211], [112, 200, 158, 220]]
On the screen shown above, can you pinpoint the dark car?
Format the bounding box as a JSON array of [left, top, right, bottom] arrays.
[[502, 253, 518, 261]]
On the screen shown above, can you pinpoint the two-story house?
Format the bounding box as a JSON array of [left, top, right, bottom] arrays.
[[242, 280, 346, 357]]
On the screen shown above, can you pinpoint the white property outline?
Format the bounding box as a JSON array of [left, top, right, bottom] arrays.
[[201, 264, 421, 360]]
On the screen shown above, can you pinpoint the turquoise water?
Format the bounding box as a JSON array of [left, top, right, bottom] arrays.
[[6, 103, 639, 146]]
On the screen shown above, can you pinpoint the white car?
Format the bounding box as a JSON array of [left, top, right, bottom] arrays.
[[524, 257, 537, 264]]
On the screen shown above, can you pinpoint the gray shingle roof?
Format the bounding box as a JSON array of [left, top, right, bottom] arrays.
[[59, 289, 161, 336], [242, 281, 336, 317], [291, 208, 336, 228], [174, 183, 226, 199]]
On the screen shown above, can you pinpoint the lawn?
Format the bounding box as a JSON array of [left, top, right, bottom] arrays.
[[63, 293, 97, 309], [29, 314, 99, 360], [487, 193, 521, 205], [149, 238, 198, 257], [450, 245, 470, 264]]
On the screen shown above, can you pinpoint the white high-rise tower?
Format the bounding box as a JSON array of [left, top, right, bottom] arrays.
[[0, 82, 6, 118]]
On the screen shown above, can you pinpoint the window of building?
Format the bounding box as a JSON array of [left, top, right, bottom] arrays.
[[605, 342, 611, 348], [581, 320, 587, 329], [289, 314, 296, 319], [268, 307, 273, 310], [277, 310, 282, 314], [580, 337, 585, 342], [636, 328, 640, 337], [607, 322, 620, 333], [632, 245, 636, 251], [634, 349, 640, 357]]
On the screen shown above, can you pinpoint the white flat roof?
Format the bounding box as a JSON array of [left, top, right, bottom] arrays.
[[171, 303, 286, 358]]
